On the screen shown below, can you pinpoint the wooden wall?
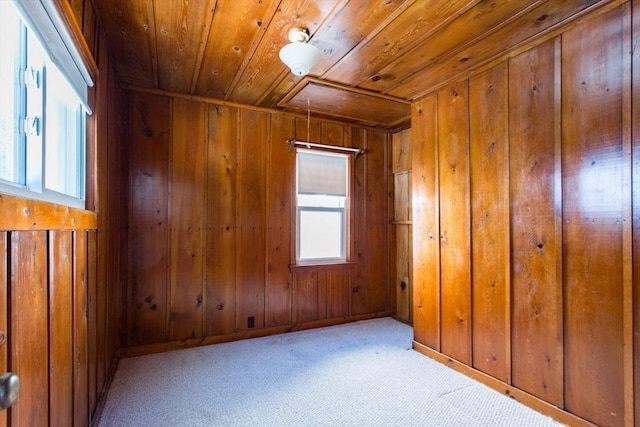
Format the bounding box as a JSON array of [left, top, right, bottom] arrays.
[[126, 92, 392, 348], [412, 2, 638, 426], [0, 0, 129, 425], [391, 129, 412, 323]]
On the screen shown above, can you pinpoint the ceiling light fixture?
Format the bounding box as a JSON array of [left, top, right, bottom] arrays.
[[279, 27, 322, 77]]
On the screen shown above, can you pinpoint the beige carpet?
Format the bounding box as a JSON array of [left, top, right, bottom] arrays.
[[98, 318, 563, 426]]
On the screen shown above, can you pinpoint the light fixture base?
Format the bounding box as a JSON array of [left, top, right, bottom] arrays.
[[288, 28, 310, 43]]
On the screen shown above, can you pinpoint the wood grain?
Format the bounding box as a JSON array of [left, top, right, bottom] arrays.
[[48, 231, 74, 427], [561, 7, 625, 425], [437, 82, 472, 365], [205, 105, 239, 336], [632, 1, 640, 424], [168, 98, 207, 340], [509, 38, 564, 407], [350, 128, 369, 316], [153, 0, 216, 93], [469, 63, 510, 383], [366, 131, 388, 313], [73, 231, 89, 427], [129, 91, 171, 345], [235, 109, 268, 331], [10, 231, 49, 426], [265, 113, 295, 327], [411, 95, 439, 348], [0, 233, 6, 427]]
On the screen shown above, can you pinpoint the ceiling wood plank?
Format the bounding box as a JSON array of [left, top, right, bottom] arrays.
[[153, 0, 218, 93], [193, 0, 282, 100], [279, 78, 410, 127], [323, 0, 477, 86], [359, 0, 547, 93], [92, 0, 156, 87], [389, 0, 621, 101], [190, 1, 218, 94]]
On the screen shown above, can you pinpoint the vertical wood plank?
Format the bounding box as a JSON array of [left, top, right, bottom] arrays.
[[10, 231, 48, 426], [351, 129, 369, 315], [438, 82, 472, 365], [327, 270, 350, 318], [236, 109, 268, 331], [205, 105, 238, 336], [87, 230, 97, 413], [295, 272, 318, 323], [49, 231, 73, 427], [395, 225, 411, 322], [632, 0, 640, 424], [620, 4, 634, 426], [469, 63, 510, 383], [168, 98, 207, 340], [129, 91, 171, 345], [367, 130, 388, 313], [0, 233, 6, 427], [392, 129, 412, 174], [509, 38, 564, 406], [73, 231, 88, 427], [265, 113, 294, 327], [562, 7, 625, 425], [411, 95, 439, 349]]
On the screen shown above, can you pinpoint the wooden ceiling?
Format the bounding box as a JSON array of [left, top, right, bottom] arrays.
[[92, 0, 612, 128]]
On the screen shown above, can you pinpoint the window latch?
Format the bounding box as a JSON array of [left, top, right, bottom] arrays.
[[24, 67, 39, 89], [24, 116, 39, 136]]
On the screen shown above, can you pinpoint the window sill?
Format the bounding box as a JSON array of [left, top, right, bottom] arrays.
[[289, 261, 355, 274]]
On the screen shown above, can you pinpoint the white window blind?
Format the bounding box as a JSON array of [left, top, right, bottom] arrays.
[[297, 151, 347, 196]]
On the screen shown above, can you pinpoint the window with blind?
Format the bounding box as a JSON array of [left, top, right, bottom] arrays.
[[0, 0, 92, 208], [296, 150, 349, 262]]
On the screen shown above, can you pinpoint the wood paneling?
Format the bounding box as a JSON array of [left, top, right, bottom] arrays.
[[437, 82, 472, 365], [127, 93, 391, 347], [412, 3, 635, 425], [236, 109, 269, 331], [509, 38, 563, 406], [10, 231, 49, 426], [205, 105, 238, 336], [129, 92, 171, 345], [469, 63, 510, 382], [168, 98, 207, 340], [49, 231, 74, 426], [265, 113, 295, 327], [0, 234, 5, 427], [411, 95, 439, 348], [562, 7, 625, 425], [633, 1, 640, 424], [73, 231, 89, 427]]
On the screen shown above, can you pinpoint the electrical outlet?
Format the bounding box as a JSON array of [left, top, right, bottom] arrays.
[[248, 316, 255, 328]]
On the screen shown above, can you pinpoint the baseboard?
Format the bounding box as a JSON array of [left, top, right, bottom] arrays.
[[119, 311, 392, 359], [90, 351, 123, 426], [412, 341, 595, 427]]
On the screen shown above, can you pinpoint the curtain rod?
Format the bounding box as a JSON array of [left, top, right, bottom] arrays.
[[286, 139, 365, 158]]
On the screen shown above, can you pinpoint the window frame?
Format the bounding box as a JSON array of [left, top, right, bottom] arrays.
[[293, 148, 354, 267], [0, 0, 90, 209]]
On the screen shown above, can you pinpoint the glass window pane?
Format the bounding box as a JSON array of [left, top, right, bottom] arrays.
[[45, 62, 84, 199], [299, 210, 343, 260], [0, 2, 24, 184]]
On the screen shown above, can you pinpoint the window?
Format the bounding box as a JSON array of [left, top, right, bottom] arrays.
[[0, 0, 92, 208], [296, 150, 349, 262]]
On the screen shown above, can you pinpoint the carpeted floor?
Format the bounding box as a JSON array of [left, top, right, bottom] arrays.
[[98, 317, 564, 426]]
